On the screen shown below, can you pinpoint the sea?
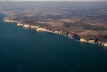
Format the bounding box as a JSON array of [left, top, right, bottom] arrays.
[[0, 14, 107, 72]]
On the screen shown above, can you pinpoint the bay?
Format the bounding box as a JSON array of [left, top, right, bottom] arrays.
[[0, 14, 106, 72]]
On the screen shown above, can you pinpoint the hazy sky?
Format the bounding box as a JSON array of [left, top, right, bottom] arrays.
[[1, 0, 106, 1]]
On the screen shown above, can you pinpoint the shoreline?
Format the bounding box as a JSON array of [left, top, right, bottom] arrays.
[[4, 19, 107, 47]]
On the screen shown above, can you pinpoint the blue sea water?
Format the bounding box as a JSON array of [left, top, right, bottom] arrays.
[[0, 14, 107, 72]]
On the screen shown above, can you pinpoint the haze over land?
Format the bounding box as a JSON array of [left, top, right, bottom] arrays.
[[0, 0, 106, 2]]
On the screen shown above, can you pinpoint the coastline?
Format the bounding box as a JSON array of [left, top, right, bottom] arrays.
[[4, 18, 107, 47], [4, 19, 18, 23]]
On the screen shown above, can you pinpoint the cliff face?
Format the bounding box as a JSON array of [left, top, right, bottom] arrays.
[[4, 15, 107, 41]]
